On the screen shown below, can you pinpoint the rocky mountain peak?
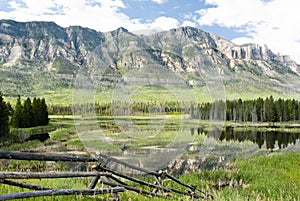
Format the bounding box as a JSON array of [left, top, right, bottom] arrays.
[[0, 20, 299, 88], [110, 27, 130, 36]]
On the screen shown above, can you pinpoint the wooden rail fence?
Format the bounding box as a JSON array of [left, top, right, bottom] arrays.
[[0, 150, 210, 200]]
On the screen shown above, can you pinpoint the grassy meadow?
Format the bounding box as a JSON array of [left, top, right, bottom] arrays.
[[1, 115, 300, 200]]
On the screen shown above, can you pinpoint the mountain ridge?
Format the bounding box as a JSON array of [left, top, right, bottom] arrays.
[[0, 19, 299, 100]]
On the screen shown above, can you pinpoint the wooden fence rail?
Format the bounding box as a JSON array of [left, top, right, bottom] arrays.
[[0, 172, 111, 179], [0, 150, 210, 200], [0, 150, 97, 162], [0, 187, 125, 200]]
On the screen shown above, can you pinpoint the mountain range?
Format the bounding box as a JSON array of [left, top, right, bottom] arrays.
[[0, 19, 299, 102]]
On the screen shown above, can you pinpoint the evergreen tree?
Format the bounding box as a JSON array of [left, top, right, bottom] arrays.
[[264, 96, 276, 122], [6, 102, 14, 117], [22, 98, 33, 128], [275, 98, 283, 122], [40, 98, 49, 126], [0, 92, 9, 137], [285, 99, 293, 121], [11, 96, 24, 128], [32, 97, 40, 126], [256, 97, 264, 122]]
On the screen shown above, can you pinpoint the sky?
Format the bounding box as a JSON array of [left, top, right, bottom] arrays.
[[0, 0, 300, 63]]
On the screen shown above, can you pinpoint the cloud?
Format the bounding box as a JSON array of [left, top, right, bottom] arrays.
[[231, 37, 254, 45], [197, 0, 300, 63], [182, 20, 197, 27], [0, 0, 178, 33], [0, 0, 131, 31], [148, 16, 179, 30], [151, 0, 168, 4]]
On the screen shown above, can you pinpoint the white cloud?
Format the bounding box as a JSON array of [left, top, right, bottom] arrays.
[[197, 0, 300, 63], [231, 37, 254, 45], [151, 0, 168, 4], [182, 20, 197, 27], [148, 16, 179, 30], [0, 0, 132, 31], [0, 0, 178, 33]]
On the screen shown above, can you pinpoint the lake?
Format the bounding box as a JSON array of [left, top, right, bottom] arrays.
[[75, 116, 300, 173]]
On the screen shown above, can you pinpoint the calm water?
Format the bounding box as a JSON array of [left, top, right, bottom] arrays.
[[77, 117, 300, 172], [193, 126, 300, 150]]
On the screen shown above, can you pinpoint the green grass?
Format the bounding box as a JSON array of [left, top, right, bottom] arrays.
[[0, 140, 43, 151], [1, 115, 300, 200], [232, 152, 300, 200], [176, 152, 300, 201], [5, 83, 300, 107]]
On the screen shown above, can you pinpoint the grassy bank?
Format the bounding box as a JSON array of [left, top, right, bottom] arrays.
[[1, 151, 299, 200], [0, 115, 299, 200], [178, 152, 300, 201]]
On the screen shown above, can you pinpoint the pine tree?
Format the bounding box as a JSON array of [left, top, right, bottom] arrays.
[[6, 102, 14, 117], [22, 98, 33, 128], [275, 98, 283, 122], [11, 96, 24, 128], [40, 98, 49, 126], [0, 92, 9, 137], [32, 97, 40, 126], [264, 96, 276, 122]]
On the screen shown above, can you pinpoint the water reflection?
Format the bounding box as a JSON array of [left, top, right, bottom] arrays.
[[94, 118, 300, 151], [192, 126, 300, 150], [77, 117, 300, 172]]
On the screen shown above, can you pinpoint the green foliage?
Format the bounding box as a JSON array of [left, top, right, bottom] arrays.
[[233, 152, 300, 200], [48, 95, 300, 124], [193, 96, 300, 123], [11, 96, 49, 128], [53, 57, 79, 74], [1, 140, 43, 151], [0, 92, 9, 137], [22, 98, 34, 127], [11, 96, 23, 128], [1, 113, 300, 200], [175, 152, 300, 201]]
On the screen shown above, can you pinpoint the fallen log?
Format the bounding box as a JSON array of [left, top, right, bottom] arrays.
[[100, 179, 172, 199], [99, 153, 159, 176], [98, 165, 198, 198], [0, 179, 53, 191], [97, 165, 171, 192], [0, 187, 125, 200], [0, 171, 110, 179], [0, 150, 97, 162]]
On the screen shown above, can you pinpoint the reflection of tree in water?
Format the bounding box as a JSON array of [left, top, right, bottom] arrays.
[[197, 126, 300, 150]]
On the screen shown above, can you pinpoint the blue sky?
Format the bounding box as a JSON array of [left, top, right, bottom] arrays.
[[0, 0, 300, 63]]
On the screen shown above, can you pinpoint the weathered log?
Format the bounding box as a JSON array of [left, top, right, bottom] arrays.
[[88, 176, 100, 189], [165, 172, 195, 190], [99, 153, 159, 176], [0, 171, 111, 179], [0, 150, 208, 199], [98, 165, 196, 198], [97, 165, 171, 192], [0, 187, 125, 200], [107, 175, 128, 186], [0, 179, 54, 191], [0, 150, 97, 162], [100, 179, 172, 199]]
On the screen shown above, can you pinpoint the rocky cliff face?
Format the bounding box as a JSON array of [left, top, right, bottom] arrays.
[[0, 19, 299, 92], [0, 19, 105, 73]]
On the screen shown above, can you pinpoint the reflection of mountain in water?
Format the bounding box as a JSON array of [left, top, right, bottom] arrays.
[[195, 126, 300, 150]]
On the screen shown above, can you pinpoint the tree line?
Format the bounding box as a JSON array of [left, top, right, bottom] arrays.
[[191, 96, 300, 122], [47, 96, 300, 123], [48, 101, 184, 116], [0, 92, 10, 137], [0, 92, 49, 138]]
